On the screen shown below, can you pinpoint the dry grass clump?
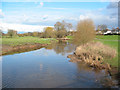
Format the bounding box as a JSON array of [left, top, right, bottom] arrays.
[[70, 41, 117, 70], [75, 41, 117, 60]]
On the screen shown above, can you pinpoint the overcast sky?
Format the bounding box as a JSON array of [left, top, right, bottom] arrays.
[[0, 0, 118, 33]]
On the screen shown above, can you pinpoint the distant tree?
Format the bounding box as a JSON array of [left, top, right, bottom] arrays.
[[23, 33, 29, 36], [18, 34, 24, 37], [7, 29, 17, 38], [28, 32, 33, 36], [67, 23, 72, 31], [54, 20, 71, 38], [56, 30, 67, 38], [54, 22, 62, 31], [73, 19, 95, 45], [0, 29, 2, 38], [38, 32, 44, 38], [43, 27, 56, 38], [97, 24, 107, 33], [33, 32, 39, 37]]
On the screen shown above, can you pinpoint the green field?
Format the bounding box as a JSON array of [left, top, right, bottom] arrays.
[[96, 35, 118, 41], [1, 37, 57, 46]]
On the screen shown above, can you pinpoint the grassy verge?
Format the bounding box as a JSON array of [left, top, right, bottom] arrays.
[[95, 35, 118, 67], [2, 36, 58, 46], [96, 35, 118, 40]]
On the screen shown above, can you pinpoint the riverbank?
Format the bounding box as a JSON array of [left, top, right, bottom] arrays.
[[1, 37, 58, 55], [67, 41, 118, 77], [67, 35, 119, 78], [1, 43, 49, 55], [95, 35, 118, 67], [67, 35, 119, 67], [68, 41, 116, 66]]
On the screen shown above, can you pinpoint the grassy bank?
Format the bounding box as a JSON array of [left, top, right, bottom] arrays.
[[2, 36, 57, 46], [67, 35, 119, 67], [1, 36, 58, 55], [95, 35, 118, 67], [96, 35, 118, 41]]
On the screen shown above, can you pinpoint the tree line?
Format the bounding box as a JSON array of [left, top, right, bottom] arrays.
[[1, 19, 117, 45], [1, 20, 73, 38]]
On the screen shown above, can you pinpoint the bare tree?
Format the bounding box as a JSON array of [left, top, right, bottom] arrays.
[[73, 19, 96, 45], [54, 21, 67, 38], [97, 24, 107, 32], [67, 23, 72, 31], [54, 22, 62, 31]]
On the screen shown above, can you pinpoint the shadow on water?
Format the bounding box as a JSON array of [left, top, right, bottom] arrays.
[[2, 40, 119, 88]]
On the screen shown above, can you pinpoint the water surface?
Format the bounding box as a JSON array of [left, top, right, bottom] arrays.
[[2, 41, 118, 88]]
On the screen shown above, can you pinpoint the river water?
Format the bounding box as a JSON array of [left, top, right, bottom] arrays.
[[2, 41, 118, 88]]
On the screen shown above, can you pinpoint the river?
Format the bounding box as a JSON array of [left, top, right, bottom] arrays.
[[2, 41, 118, 88]]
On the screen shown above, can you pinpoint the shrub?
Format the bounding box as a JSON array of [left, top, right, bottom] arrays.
[[73, 19, 95, 45], [43, 27, 56, 38], [75, 42, 117, 59]]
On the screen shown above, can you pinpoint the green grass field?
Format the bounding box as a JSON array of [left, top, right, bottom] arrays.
[[96, 35, 118, 40], [1, 37, 57, 46]]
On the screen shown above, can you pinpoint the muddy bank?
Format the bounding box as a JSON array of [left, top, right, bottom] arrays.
[[1, 43, 48, 56], [67, 42, 118, 75]]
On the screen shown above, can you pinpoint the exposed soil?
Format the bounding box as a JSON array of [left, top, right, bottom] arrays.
[[1, 43, 48, 56]]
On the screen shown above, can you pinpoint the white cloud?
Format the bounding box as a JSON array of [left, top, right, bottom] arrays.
[[79, 13, 117, 28], [0, 22, 53, 32], [79, 15, 89, 20]]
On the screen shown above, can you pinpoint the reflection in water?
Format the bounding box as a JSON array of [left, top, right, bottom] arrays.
[[76, 62, 119, 88], [2, 41, 118, 88], [45, 41, 76, 56]]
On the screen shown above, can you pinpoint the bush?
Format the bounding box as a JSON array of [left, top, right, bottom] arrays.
[[56, 30, 67, 38], [75, 42, 117, 59], [43, 27, 56, 38], [54, 20, 72, 38], [33, 32, 39, 37], [73, 19, 95, 45]]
